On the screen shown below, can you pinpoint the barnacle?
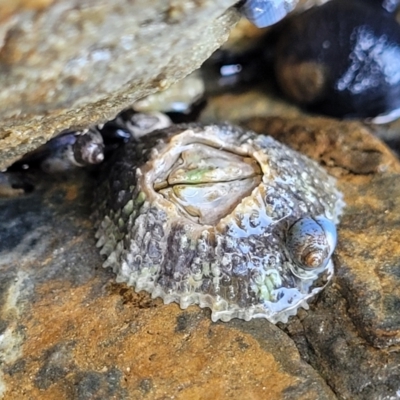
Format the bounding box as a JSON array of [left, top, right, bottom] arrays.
[[94, 123, 344, 323], [274, 0, 400, 121]]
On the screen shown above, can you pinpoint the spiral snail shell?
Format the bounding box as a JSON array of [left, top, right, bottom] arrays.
[[7, 128, 105, 173], [286, 217, 337, 280]]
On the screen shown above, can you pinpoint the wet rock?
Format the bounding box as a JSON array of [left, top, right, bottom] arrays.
[[0, 0, 239, 170], [242, 116, 400, 174], [371, 119, 400, 156], [0, 174, 335, 399], [241, 115, 400, 399], [0, 167, 336, 399], [1, 112, 400, 399]]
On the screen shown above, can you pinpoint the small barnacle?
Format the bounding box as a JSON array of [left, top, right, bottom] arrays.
[[95, 123, 344, 323]]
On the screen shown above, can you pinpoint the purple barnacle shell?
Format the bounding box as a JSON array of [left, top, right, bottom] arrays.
[[273, 0, 400, 121], [94, 123, 344, 323], [240, 0, 299, 28]]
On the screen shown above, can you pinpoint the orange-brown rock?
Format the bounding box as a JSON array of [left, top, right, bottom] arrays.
[[1, 114, 400, 399]]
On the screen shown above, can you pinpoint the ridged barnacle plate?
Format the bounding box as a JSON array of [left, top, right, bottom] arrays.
[[94, 123, 344, 323]]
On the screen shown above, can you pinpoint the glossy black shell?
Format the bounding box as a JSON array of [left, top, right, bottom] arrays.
[[274, 0, 400, 119]]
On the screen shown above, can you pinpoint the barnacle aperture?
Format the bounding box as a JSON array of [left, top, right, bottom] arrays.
[[152, 143, 262, 225], [95, 124, 344, 323]]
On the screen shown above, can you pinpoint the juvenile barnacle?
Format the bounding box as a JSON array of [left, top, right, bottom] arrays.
[[95, 123, 344, 323]]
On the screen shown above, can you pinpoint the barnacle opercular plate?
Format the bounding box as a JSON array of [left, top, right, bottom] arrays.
[[95, 123, 344, 323]]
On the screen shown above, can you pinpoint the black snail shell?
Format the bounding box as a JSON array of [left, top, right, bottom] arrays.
[[273, 0, 400, 121], [94, 123, 344, 323], [7, 129, 105, 173]]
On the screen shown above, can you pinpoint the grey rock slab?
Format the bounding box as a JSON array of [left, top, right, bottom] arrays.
[[0, 0, 239, 170]]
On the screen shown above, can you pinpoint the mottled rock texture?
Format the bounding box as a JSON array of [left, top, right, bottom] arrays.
[[0, 0, 239, 170], [1, 115, 400, 399], [0, 171, 335, 400]]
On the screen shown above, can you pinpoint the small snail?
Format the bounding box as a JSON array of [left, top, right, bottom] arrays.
[[8, 129, 105, 173], [240, 0, 299, 28], [71, 129, 105, 167], [8, 110, 172, 174], [286, 217, 337, 279]]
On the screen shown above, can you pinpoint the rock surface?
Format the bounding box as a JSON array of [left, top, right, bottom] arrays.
[[0, 170, 335, 400], [241, 116, 400, 399], [0, 0, 239, 170], [1, 114, 400, 399], [2, 3, 400, 398]]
